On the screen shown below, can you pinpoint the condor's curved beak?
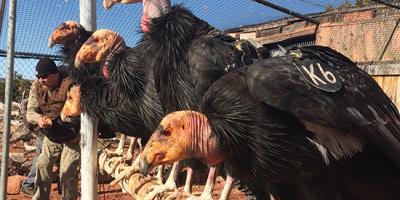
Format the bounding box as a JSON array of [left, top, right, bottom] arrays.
[[74, 53, 84, 69], [48, 21, 83, 48], [138, 127, 173, 176], [103, 0, 117, 9], [48, 36, 56, 48], [138, 155, 151, 175], [103, 0, 142, 10], [138, 129, 165, 176], [74, 29, 121, 69]]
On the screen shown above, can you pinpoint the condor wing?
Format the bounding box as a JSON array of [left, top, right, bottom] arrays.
[[247, 46, 400, 164]]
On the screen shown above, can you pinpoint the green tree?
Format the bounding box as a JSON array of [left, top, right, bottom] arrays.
[[339, 0, 354, 9], [0, 71, 32, 103], [355, 0, 371, 7], [326, 4, 335, 11]]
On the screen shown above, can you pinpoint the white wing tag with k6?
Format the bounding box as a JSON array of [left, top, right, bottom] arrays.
[[293, 60, 343, 92]]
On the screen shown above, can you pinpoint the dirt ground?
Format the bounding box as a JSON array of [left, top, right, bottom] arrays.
[[0, 126, 246, 200]]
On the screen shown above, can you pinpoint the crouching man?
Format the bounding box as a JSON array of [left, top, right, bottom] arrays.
[[26, 58, 80, 200]]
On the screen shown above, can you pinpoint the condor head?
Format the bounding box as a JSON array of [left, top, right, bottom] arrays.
[[74, 29, 126, 70], [48, 21, 86, 48], [61, 84, 81, 122], [139, 111, 221, 175], [139, 112, 192, 175]]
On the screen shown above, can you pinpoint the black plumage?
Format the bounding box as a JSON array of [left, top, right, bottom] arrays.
[[80, 41, 164, 141], [51, 22, 164, 140], [147, 5, 246, 113], [198, 46, 400, 200]]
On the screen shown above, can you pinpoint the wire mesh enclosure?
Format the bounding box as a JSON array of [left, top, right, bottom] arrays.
[[1, 1, 400, 199]]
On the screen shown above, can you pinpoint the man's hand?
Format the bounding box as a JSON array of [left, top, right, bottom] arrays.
[[38, 116, 52, 129]]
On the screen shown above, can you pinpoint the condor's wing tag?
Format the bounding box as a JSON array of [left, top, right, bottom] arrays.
[[293, 59, 343, 92]]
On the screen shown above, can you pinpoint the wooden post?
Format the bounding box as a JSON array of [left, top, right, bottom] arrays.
[[79, 0, 97, 199]]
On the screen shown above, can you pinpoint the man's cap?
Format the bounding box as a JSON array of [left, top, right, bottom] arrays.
[[35, 58, 58, 78]]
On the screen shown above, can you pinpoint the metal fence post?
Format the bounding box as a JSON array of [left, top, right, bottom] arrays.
[[79, 0, 97, 199], [0, 0, 17, 199]]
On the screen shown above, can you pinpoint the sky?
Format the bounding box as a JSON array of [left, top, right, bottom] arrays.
[[0, 0, 355, 80]]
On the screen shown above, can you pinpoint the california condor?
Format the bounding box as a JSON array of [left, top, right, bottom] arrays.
[[49, 22, 147, 161], [144, 4, 266, 199], [71, 29, 169, 185], [139, 46, 400, 200]]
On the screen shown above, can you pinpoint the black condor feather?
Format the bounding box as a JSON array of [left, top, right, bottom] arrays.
[[61, 39, 164, 140], [79, 75, 153, 141], [84, 41, 164, 139], [147, 5, 244, 112], [198, 46, 400, 200]]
